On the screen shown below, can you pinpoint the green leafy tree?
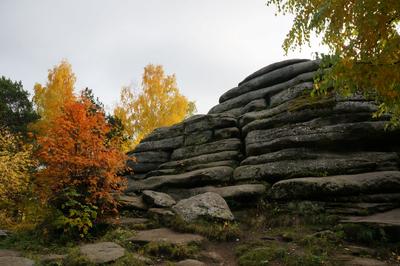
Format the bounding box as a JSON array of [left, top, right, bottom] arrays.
[[267, 0, 400, 125], [0, 77, 39, 135]]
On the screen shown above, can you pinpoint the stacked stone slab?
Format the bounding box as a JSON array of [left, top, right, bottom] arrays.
[[127, 114, 248, 198], [126, 58, 400, 208]]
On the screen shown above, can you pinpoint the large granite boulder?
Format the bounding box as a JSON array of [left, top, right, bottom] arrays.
[[172, 192, 235, 222]]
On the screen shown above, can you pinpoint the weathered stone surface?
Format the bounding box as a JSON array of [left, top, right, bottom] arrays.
[[160, 150, 240, 171], [173, 192, 235, 222], [209, 78, 314, 115], [184, 114, 237, 133], [116, 195, 148, 210], [134, 136, 184, 152], [0, 249, 21, 257], [126, 162, 160, 173], [0, 256, 34, 266], [128, 228, 204, 245], [246, 121, 390, 155], [336, 255, 388, 266], [238, 59, 310, 87], [185, 160, 238, 172], [341, 208, 400, 227], [80, 242, 125, 264], [176, 259, 206, 266], [171, 138, 241, 160], [242, 101, 378, 136], [141, 124, 184, 142], [127, 151, 170, 163], [142, 190, 176, 207], [235, 153, 399, 182], [219, 60, 318, 103], [184, 130, 213, 146], [148, 208, 175, 218], [241, 98, 268, 114], [128, 166, 234, 191], [269, 171, 400, 200], [214, 127, 240, 140], [188, 184, 268, 200], [163, 184, 268, 201], [240, 149, 398, 166]]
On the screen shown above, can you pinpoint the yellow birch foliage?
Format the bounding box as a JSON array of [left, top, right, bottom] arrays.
[[31, 60, 76, 135], [114, 64, 196, 151], [0, 127, 37, 207]]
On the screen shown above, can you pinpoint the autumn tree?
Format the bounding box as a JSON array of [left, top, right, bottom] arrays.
[[31, 60, 76, 135], [0, 127, 37, 226], [267, 0, 400, 124], [36, 96, 127, 237], [0, 77, 39, 135], [114, 64, 196, 151]]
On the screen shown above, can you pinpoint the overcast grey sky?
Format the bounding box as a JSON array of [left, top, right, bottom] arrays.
[[0, 0, 325, 114]]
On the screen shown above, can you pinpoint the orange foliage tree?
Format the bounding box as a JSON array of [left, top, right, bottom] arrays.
[[36, 96, 127, 236]]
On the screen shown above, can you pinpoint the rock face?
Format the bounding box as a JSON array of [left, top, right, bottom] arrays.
[[124, 58, 400, 209]]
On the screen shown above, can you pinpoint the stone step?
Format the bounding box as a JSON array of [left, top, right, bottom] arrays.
[[127, 228, 204, 245]]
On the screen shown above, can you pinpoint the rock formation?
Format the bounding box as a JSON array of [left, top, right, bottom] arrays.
[[125, 58, 400, 217]]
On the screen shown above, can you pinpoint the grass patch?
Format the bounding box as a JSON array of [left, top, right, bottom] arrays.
[[167, 216, 241, 241], [235, 242, 330, 266], [141, 241, 199, 260]]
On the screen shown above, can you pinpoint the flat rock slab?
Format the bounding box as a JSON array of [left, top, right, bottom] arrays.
[[0, 249, 21, 257], [142, 190, 176, 207], [269, 171, 400, 200], [189, 184, 268, 200], [80, 242, 125, 264], [128, 228, 204, 245], [173, 192, 234, 222], [176, 259, 207, 266], [0, 256, 34, 266], [341, 208, 400, 227], [129, 166, 233, 191], [117, 195, 148, 210], [336, 255, 388, 266]]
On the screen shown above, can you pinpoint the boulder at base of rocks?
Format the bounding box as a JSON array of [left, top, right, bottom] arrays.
[[172, 192, 235, 222], [176, 259, 207, 266], [128, 228, 204, 245], [0, 257, 34, 266], [116, 194, 148, 210], [269, 171, 400, 201], [142, 190, 176, 207], [80, 242, 125, 264]]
